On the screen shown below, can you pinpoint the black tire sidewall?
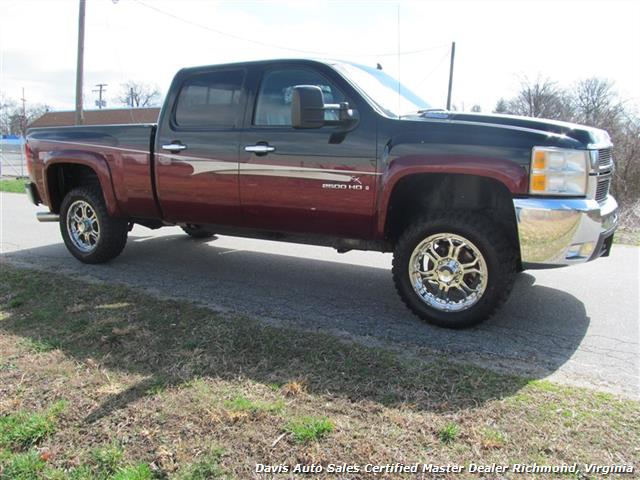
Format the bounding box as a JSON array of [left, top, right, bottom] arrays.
[[60, 187, 127, 263], [393, 215, 512, 328]]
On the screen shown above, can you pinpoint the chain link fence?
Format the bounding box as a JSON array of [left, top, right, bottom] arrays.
[[0, 139, 27, 178]]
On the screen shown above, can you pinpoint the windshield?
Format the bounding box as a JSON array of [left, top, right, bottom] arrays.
[[332, 62, 433, 118]]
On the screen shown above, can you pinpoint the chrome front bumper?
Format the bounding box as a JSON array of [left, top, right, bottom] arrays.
[[514, 195, 618, 269]]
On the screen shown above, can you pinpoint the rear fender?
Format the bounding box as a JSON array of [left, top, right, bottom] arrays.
[[43, 151, 121, 216]]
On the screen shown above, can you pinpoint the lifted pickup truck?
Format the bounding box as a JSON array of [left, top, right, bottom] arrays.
[[25, 59, 618, 328]]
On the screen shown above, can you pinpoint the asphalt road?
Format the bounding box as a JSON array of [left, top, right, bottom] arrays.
[[1, 192, 638, 398]]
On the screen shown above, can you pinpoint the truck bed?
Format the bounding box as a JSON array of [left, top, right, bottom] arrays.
[[27, 123, 159, 219]]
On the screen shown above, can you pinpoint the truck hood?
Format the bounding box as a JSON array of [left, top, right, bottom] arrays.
[[403, 111, 611, 148]]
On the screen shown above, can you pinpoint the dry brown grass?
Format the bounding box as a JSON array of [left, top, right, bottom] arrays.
[[0, 265, 638, 479]]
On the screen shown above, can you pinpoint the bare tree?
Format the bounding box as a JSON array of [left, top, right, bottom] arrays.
[[0, 94, 17, 135], [493, 98, 509, 114], [118, 81, 161, 108], [494, 76, 639, 227], [470, 104, 482, 113], [610, 116, 640, 215], [0, 95, 49, 136], [494, 76, 571, 120], [570, 78, 624, 131]]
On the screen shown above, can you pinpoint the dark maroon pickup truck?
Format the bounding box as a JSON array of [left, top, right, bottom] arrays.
[[25, 59, 618, 328]]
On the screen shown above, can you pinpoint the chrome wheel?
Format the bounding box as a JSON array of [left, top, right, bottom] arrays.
[[408, 233, 488, 312], [66, 200, 100, 253]]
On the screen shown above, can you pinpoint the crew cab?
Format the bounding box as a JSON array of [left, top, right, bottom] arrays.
[[24, 59, 618, 328]]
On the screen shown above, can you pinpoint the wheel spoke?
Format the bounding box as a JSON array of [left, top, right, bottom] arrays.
[[452, 242, 464, 260], [408, 232, 488, 313], [67, 200, 101, 253], [428, 243, 442, 260], [446, 238, 455, 257], [461, 257, 479, 269], [463, 268, 482, 276]]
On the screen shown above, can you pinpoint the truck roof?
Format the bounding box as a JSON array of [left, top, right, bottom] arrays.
[[176, 58, 348, 75]]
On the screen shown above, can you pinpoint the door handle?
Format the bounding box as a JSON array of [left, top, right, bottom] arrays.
[[244, 144, 275, 154], [162, 142, 187, 153]]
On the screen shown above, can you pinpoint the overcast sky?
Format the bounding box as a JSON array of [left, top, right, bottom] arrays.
[[1, 0, 639, 114]]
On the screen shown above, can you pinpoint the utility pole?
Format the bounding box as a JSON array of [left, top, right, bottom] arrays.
[[20, 87, 26, 134], [129, 87, 135, 108], [93, 83, 108, 109], [446, 41, 456, 111], [20, 87, 27, 176], [75, 0, 86, 125]]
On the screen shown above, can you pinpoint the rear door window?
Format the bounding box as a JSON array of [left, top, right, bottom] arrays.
[[174, 70, 245, 128]]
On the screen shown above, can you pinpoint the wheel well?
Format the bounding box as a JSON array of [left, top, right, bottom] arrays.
[[46, 163, 100, 213], [385, 173, 521, 266]]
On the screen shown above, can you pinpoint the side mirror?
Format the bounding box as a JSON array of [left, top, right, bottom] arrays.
[[291, 85, 325, 129]]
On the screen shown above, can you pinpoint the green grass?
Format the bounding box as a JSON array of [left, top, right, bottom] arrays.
[[176, 448, 224, 480], [1, 450, 46, 479], [0, 178, 26, 193], [111, 463, 154, 480], [0, 265, 639, 478], [19, 337, 61, 354], [0, 401, 67, 450], [285, 416, 334, 443], [224, 396, 284, 414], [90, 443, 125, 478], [438, 422, 460, 444]]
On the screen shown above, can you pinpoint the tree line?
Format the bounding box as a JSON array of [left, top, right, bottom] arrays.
[[493, 77, 639, 226], [0, 81, 160, 137]]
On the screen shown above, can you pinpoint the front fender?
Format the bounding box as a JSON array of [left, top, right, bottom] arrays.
[[375, 152, 529, 238]]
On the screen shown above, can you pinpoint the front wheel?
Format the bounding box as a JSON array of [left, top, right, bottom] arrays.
[[60, 186, 128, 264], [392, 212, 516, 329]]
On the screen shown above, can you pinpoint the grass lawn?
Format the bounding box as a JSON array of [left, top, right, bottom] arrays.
[[0, 265, 638, 479], [0, 178, 26, 194]]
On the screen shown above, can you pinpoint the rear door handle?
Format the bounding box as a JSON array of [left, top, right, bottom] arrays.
[[244, 144, 275, 154], [162, 142, 187, 153]]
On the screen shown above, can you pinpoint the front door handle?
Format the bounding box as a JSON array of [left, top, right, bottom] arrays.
[[244, 144, 275, 154], [162, 142, 187, 153]]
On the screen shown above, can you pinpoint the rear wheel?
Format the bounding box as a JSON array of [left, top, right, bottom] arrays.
[[60, 186, 128, 264], [392, 211, 516, 328], [181, 224, 215, 239]]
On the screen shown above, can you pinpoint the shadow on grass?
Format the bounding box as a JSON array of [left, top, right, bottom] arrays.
[[0, 235, 589, 422]]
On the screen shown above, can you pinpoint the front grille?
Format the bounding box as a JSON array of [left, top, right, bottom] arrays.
[[598, 148, 613, 170], [595, 177, 610, 202]]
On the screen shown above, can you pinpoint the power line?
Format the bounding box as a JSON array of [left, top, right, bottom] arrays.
[[129, 0, 448, 58], [414, 50, 450, 88], [92, 83, 108, 108]]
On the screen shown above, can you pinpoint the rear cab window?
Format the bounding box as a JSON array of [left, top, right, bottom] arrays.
[[173, 69, 246, 129]]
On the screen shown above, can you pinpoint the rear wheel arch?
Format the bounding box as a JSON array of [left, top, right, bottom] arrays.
[[44, 159, 119, 216]]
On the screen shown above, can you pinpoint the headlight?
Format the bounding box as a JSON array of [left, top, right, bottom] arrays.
[[529, 147, 589, 196]]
